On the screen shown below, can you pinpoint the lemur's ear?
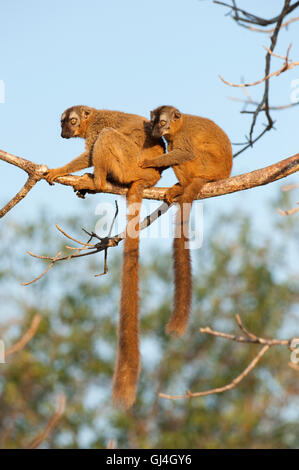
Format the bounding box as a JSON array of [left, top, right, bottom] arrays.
[[82, 107, 92, 119], [173, 109, 181, 120], [150, 110, 156, 122]]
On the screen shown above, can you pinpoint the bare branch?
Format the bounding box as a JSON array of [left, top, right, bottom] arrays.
[[245, 16, 299, 34], [0, 176, 39, 219], [219, 44, 299, 88], [23, 201, 170, 284], [282, 183, 299, 192], [278, 205, 299, 216], [159, 314, 299, 401], [19, 153, 299, 283], [200, 314, 296, 348], [215, 0, 299, 157], [229, 95, 299, 112], [1, 149, 299, 211], [214, 1, 299, 27], [5, 315, 42, 357], [22, 252, 63, 286], [27, 394, 66, 449], [159, 345, 270, 400], [0, 149, 48, 218]]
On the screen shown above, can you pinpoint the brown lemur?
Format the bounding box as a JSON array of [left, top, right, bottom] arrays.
[[45, 105, 166, 409], [140, 105, 233, 337]]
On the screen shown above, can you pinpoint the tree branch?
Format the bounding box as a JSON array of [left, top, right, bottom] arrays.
[[5, 315, 42, 358], [215, 0, 299, 157], [159, 345, 270, 400], [27, 394, 66, 449], [159, 314, 298, 401], [22, 201, 170, 285], [219, 44, 299, 88], [0, 150, 48, 218], [1, 149, 298, 213]]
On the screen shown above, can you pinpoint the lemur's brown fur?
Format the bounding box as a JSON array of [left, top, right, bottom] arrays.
[[45, 106, 165, 409], [140, 105, 233, 336]]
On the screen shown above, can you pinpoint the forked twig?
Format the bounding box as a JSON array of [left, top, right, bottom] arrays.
[[23, 201, 171, 285], [159, 315, 299, 401], [278, 205, 299, 216], [215, 0, 299, 157], [219, 44, 299, 88], [160, 345, 270, 400]]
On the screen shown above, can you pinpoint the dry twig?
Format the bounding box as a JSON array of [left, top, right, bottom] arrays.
[[245, 16, 299, 34], [27, 394, 66, 449], [219, 44, 299, 88], [278, 204, 299, 216], [5, 315, 42, 357], [215, 0, 299, 157], [159, 314, 299, 401], [22, 201, 170, 284]]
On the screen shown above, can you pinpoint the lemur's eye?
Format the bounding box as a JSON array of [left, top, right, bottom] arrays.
[[160, 120, 166, 126], [70, 118, 77, 125]]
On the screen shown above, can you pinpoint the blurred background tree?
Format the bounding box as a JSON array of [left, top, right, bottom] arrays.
[[0, 189, 298, 449]]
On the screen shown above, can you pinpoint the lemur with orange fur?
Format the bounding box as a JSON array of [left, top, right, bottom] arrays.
[[140, 105, 233, 336], [45, 105, 165, 409]]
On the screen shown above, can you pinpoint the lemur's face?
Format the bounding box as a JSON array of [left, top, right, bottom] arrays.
[[60, 106, 91, 139], [150, 106, 182, 139]]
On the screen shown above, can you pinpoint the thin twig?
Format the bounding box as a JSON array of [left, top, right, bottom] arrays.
[[213, 1, 299, 27], [199, 314, 294, 348], [27, 394, 66, 449], [23, 200, 171, 284], [215, 0, 299, 157], [159, 345, 269, 400], [94, 200, 119, 276], [246, 16, 299, 34], [5, 315, 42, 357], [22, 252, 62, 286], [159, 314, 298, 401], [278, 206, 299, 216], [282, 183, 299, 192], [219, 44, 299, 88], [229, 95, 299, 111], [0, 176, 38, 219]]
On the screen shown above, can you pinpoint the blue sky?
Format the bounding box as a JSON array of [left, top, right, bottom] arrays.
[[0, 0, 298, 240]]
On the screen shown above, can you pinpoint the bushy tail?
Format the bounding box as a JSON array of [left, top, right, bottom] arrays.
[[112, 186, 143, 409], [165, 199, 192, 337], [166, 178, 206, 337]]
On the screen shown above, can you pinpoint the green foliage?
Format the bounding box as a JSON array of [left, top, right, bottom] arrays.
[[0, 193, 298, 449]]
